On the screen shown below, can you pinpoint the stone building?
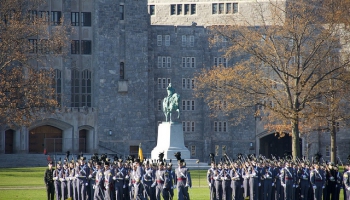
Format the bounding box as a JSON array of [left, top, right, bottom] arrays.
[[0, 0, 349, 164]]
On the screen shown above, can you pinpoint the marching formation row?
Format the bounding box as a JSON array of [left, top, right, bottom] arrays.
[[207, 154, 350, 200], [44, 152, 191, 200]]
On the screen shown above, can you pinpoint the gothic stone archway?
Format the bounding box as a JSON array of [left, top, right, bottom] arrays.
[[29, 125, 62, 154], [259, 133, 302, 159]]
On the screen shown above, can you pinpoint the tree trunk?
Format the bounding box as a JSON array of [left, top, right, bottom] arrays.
[[330, 120, 336, 163], [291, 119, 300, 160]]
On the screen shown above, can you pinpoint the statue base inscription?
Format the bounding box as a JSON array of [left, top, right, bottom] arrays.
[[151, 122, 190, 160]]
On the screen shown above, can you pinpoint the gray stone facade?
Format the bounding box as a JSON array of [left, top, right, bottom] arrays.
[[0, 0, 348, 164]]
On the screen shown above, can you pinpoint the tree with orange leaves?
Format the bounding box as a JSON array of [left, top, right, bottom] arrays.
[[0, 0, 68, 127], [194, 0, 350, 160]]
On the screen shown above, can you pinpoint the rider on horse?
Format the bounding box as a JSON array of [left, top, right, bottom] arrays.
[[163, 83, 180, 122]]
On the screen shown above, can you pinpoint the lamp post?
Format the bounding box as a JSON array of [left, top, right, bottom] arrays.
[[196, 159, 200, 187]]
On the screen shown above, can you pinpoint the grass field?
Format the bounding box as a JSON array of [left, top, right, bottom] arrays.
[[0, 167, 345, 199]]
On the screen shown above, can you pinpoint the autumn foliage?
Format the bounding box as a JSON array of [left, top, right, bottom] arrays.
[[195, 0, 350, 159]]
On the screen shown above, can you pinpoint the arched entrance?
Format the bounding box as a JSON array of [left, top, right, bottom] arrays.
[[5, 129, 14, 154], [259, 133, 302, 159], [29, 125, 62, 153]]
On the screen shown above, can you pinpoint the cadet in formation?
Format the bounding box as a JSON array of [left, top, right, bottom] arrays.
[[206, 153, 347, 200]]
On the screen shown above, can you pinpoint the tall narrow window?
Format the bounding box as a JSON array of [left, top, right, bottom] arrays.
[[233, 3, 238, 13], [177, 4, 182, 15], [219, 3, 224, 14], [212, 4, 218, 14], [28, 10, 37, 23], [53, 69, 62, 105], [189, 36, 194, 47], [162, 57, 166, 68], [81, 70, 92, 107], [191, 146, 196, 156], [38, 11, 49, 23], [226, 3, 232, 14], [165, 35, 170, 46], [51, 11, 61, 25], [71, 69, 80, 107], [28, 39, 38, 53], [71, 40, 80, 54], [158, 99, 162, 111], [215, 145, 219, 156], [81, 40, 92, 54], [81, 12, 91, 26], [120, 5, 124, 20], [120, 62, 125, 79], [170, 5, 176, 15], [191, 4, 196, 15], [149, 5, 155, 15], [184, 4, 190, 15], [71, 12, 79, 26], [191, 57, 195, 68], [182, 35, 186, 47], [167, 57, 171, 68], [157, 35, 162, 46]]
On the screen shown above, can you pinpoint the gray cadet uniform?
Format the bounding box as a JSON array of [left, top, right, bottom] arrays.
[[207, 163, 217, 200], [310, 165, 325, 200], [61, 164, 69, 200], [343, 169, 350, 200], [230, 165, 243, 200], [214, 164, 224, 200], [53, 163, 62, 200], [93, 162, 104, 200], [129, 162, 145, 200], [153, 163, 170, 200], [280, 163, 296, 200], [104, 163, 113, 200], [175, 160, 192, 200]]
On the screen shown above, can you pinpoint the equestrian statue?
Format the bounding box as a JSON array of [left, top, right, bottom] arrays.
[[162, 83, 180, 122]]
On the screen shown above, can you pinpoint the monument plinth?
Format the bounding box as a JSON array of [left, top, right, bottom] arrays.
[[151, 122, 190, 160]]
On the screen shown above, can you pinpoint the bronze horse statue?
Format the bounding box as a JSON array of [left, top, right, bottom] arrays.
[[163, 85, 180, 122]]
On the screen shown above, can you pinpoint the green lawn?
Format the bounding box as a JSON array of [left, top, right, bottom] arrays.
[[0, 167, 345, 199]]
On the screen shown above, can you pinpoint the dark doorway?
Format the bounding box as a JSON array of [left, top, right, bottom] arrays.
[[29, 125, 62, 153], [79, 129, 87, 153], [259, 133, 302, 159], [5, 129, 14, 154], [129, 146, 138, 158]]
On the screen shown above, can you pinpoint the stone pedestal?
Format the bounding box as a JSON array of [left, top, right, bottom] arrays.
[[151, 122, 190, 160]]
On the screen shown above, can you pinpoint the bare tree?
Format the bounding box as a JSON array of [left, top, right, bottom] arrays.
[[194, 0, 350, 159], [0, 0, 68, 127]]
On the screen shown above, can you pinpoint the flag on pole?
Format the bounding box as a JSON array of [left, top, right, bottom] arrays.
[[138, 143, 144, 162]]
